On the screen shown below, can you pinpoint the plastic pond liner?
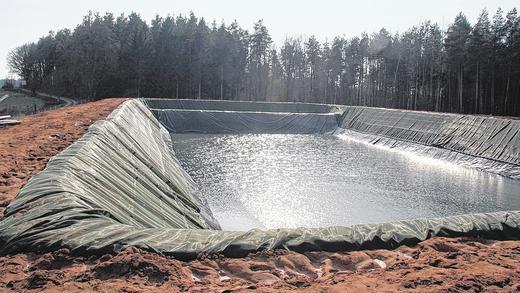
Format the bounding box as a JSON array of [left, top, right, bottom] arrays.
[[0, 98, 519, 260]]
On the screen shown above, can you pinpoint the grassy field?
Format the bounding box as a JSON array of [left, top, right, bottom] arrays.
[[0, 89, 59, 115]]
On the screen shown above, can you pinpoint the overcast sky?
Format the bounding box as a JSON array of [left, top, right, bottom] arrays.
[[1, 0, 518, 77]]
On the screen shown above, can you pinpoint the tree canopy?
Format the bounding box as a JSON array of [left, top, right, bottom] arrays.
[[7, 9, 520, 115]]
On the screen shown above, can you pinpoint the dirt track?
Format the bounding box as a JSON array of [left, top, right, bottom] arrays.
[[0, 99, 519, 292]]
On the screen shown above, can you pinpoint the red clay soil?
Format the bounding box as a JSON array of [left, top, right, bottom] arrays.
[[0, 98, 126, 217], [0, 100, 519, 292], [0, 237, 518, 292]]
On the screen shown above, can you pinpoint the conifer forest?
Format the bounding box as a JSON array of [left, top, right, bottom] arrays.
[[8, 9, 520, 115]]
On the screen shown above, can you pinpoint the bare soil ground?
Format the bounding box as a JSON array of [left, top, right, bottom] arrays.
[[0, 98, 125, 215], [0, 99, 518, 292]]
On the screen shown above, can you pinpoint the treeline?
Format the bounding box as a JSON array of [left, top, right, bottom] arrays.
[[7, 9, 520, 115]]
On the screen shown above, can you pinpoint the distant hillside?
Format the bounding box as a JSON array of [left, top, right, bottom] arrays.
[[0, 79, 26, 88]]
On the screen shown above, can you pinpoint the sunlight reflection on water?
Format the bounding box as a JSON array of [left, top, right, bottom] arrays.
[[172, 133, 520, 231]]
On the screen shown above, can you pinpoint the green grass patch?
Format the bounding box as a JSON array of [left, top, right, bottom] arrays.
[[0, 89, 60, 115]]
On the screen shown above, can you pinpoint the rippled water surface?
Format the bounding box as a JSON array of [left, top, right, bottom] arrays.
[[172, 133, 520, 231]]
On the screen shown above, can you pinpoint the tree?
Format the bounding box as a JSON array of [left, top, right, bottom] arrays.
[[305, 36, 321, 100], [8, 9, 520, 116], [115, 13, 152, 97], [280, 38, 305, 101], [7, 43, 40, 94], [503, 8, 519, 114], [210, 23, 233, 99], [445, 13, 471, 112], [468, 10, 491, 113], [248, 20, 272, 100], [490, 9, 506, 114], [69, 12, 119, 100]]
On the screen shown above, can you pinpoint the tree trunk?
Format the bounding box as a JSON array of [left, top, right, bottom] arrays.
[[475, 62, 479, 113], [458, 67, 463, 113], [220, 65, 224, 100], [504, 74, 510, 115], [491, 66, 495, 114]]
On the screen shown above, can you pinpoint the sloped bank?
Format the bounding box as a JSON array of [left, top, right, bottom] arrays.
[[0, 99, 518, 260], [338, 106, 520, 179], [148, 98, 343, 134]]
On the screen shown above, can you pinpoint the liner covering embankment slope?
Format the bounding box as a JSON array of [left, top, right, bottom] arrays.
[[0, 99, 519, 260], [339, 107, 520, 178], [341, 107, 520, 164], [148, 98, 343, 134]]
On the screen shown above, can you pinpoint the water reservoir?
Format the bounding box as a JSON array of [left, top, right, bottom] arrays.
[[2, 99, 518, 258], [173, 132, 520, 231]]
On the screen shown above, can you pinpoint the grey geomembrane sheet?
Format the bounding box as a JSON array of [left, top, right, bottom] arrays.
[[0, 98, 518, 260]]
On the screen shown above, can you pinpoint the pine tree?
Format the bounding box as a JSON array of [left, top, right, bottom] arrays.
[[445, 13, 471, 112], [305, 36, 321, 100], [468, 10, 491, 113], [7, 10, 520, 116], [248, 20, 272, 100], [503, 9, 519, 114], [490, 8, 506, 114]]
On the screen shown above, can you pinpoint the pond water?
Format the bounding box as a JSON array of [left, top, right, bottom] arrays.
[[172, 133, 520, 231]]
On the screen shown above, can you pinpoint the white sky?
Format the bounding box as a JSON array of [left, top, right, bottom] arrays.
[[1, 0, 518, 77]]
